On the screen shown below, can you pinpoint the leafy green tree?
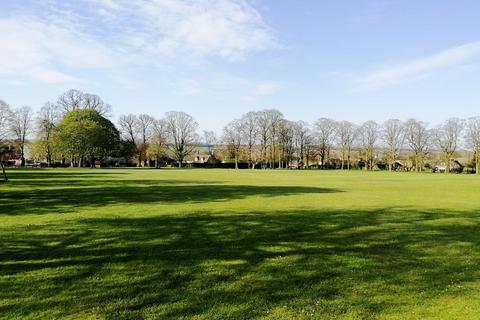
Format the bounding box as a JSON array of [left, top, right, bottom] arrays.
[[52, 109, 119, 167]]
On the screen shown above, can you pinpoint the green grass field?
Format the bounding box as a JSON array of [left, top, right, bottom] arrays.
[[1, 168, 480, 319]]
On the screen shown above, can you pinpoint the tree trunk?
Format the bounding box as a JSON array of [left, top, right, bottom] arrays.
[[445, 155, 450, 174], [476, 152, 479, 175], [347, 148, 351, 170], [1, 157, 8, 182], [235, 154, 238, 169]]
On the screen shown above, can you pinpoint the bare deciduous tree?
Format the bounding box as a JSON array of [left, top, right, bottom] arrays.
[[165, 111, 198, 167], [267, 109, 284, 168], [118, 114, 138, 143], [433, 118, 463, 173], [359, 120, 379, 171], [0, 100, 12, 181], [57, 89, 84, 114], [240, 111, 258, 168], [466, 117, 480, 175], [148, 119, 168, 168], [223, 119, 243, 169], [294, 121, 310, 169], [0, 100, 11, 143], [203, 131, 217, 157], [256, 110, 271, 167], [336, 121, 357, 170], [82, 93, 112, 116], [304, 133, 317, 168], [405, 119, 430, 172], [36, 102, 59, 166], [383, 119, 404, 171], [136, 114, 155, 166], [9, 106, 33, 167], [57, 89, 111, 116], [277, 120, 295, 168], [314, 118, 336, 169]]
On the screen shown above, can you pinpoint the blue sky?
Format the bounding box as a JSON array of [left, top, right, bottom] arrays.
[[1, 0, 480, 132]]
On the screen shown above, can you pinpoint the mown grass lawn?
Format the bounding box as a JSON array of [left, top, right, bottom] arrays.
[[1, 168, 480, 319]]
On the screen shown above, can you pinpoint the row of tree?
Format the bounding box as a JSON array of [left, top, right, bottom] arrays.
[[1, 89, 480, 174], [0, 90, 200, 169], [218, 111, 479, 174]]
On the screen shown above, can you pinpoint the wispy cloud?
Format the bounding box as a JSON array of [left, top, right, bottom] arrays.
[[0, 16, 118, 84], [0, 0, 278, 84], [90, 0, 279, 61], [169, 74, 284, 101], [241, 81, 284, 101], [356, 41, 480, 90]]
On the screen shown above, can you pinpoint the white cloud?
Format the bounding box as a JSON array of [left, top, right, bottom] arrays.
[[0, 0, 277, 84], [92, 0, 278, 61], [0, 17, 117, 84], [356, 41, 480, 90]]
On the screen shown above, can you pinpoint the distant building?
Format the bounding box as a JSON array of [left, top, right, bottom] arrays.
[[184, 152, 219, 166], [433, 159, 464, 173]]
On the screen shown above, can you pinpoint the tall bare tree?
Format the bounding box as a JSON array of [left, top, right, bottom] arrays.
[[404, 119, 430, 172], [57, 89, 111, 116], [304, 133, 317, 168], [466, 117, 480, 175], [0, 100, 11, 181], [36, 102, 59, 166], [383, 119, 404, 171], [223, 119, 243, 169], [359, 120, 379, 170], [294, 121, 310, 169], [267, 109, 284, 168], [240, 111, 258, 168], [57, 89, 84, 114], [148, 119, 168, 168], [314, 118, 336, 169], [256, 110, 271, 167], [277, 120, 295, 168], [203, 131, 217, 157], [136, 114, 155, 166], [433, 118, 463, 173], [336, 121, 357, 170], [165, 111, 198, 167], [9, 106, 33, 167], [82, 93, 112, 116], [0, 100, 12, 142], [118, 114, 138, 143]]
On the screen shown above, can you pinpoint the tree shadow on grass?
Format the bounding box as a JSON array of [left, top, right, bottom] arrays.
[[5, 178, 227, 188], [0, 185, 341, 215], [4, 170, 128, 180], [1, 208, 480, 319]]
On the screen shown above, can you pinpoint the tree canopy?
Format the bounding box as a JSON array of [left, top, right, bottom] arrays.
[[52, 109, 119, 166]]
